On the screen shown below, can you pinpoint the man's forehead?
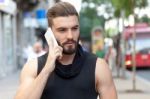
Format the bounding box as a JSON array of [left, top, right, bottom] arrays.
[[52, 15, 79, 28]]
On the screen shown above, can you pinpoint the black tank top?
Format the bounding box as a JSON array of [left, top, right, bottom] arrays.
[[37, 46, 98, 99]]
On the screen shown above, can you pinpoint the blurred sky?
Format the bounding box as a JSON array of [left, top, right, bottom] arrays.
[[61, 0, 82, 13]]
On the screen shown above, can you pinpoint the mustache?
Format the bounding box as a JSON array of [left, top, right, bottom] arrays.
[[63, 39, 77, 45]]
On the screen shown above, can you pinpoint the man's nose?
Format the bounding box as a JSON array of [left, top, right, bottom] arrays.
[[67, 30, 73, 39]]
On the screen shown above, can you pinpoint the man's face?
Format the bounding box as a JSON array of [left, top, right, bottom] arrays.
[[51, 15, 80, 55]]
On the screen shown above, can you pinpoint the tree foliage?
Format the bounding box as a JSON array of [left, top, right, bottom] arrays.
[[82, 0, 107, 6], [111, 0, 148, 18], [80, 0, 108, 40], [15, 0, 39, 11], [136, 15, 150, 24]]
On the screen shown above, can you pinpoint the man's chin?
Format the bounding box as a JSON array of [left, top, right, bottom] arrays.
[[63, 49, 76, 55], [62, 43, 78, 55]]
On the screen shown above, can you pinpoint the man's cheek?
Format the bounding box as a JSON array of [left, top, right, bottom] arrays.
[[56, 40, 63, 46]]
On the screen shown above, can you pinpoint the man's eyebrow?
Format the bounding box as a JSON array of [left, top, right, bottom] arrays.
[[56, 27, 67, 30], [56, 25, 79, 30], [73, 25, 79, 28]]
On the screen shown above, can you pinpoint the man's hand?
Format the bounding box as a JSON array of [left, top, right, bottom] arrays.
[[44, 28, 63, 72], [45, 46, 63, 72]]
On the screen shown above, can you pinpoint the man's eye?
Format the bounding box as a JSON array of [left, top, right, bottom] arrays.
[[59, 29, 66, 32], [72, 27, 78, 31]]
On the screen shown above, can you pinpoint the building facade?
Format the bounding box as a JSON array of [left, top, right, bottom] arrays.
[[0, 0, 17, 77]]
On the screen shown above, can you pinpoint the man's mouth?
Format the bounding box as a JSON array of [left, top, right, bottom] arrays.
[[64, 41, 75, 45]]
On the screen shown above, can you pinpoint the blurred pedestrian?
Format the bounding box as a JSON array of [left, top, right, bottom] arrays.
[[96, 45, 105, 58], [22, 44, 35, 61], [33, 41, 46, 57], [104, 38, 116, 70], [107, 44, 117, 70], [15, 2, 117, 99]]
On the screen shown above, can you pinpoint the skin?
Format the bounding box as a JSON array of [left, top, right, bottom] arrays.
[[15, 15, 117, 99]]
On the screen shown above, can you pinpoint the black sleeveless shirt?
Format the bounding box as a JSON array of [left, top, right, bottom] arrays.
[[37, 45, 98, 99]]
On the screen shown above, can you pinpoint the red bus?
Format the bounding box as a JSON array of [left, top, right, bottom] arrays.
[[123, 23, 150, 68]]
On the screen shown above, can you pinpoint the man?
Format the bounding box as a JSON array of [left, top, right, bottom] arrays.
[[15, 2, 117, 99]]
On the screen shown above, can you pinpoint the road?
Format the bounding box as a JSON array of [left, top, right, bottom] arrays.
[[128, 67, 150, 82], [136, 68, 150, 82]]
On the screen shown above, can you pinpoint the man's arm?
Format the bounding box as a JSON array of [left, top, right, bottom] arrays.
[[14, 58, 53, 99], [96, 58, 117, 99], [15, 46, 62, 99]]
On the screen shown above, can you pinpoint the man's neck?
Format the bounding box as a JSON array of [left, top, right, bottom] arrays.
[[58, 53, 76, 65]]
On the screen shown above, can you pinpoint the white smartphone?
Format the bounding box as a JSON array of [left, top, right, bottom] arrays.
[[44, 27, 58, 47]]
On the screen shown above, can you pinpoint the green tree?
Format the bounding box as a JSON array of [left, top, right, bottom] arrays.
[[14, 0, 39, 11], [136, 15, 150, 23], [112, 0, 147, 18], [80, 0, 110, 40], [80, 7, 105, 40]]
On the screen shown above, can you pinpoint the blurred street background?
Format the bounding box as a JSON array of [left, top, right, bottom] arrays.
[[0, 0, 150, 99]]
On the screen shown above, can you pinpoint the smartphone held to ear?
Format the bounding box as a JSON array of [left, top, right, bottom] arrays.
[[44, 28, 58, 47]]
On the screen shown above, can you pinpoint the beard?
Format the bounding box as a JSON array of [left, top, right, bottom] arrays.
[[57, 38, 79, 55]]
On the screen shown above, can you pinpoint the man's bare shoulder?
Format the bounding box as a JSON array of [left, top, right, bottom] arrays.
[[96, 58, 107, 66], [95, 58, 113, 87], [95, 58, 117, 98], [95, 58, 112, 78]]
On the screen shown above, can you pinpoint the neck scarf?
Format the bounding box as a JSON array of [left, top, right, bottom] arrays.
[[55, 44, 86, 79]]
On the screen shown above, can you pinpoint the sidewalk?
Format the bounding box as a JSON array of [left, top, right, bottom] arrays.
[[113, 69, 150, 99], [0, 71, 20, 99]]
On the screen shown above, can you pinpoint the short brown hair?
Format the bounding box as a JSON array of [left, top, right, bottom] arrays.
[[47, 2, 79, 27]]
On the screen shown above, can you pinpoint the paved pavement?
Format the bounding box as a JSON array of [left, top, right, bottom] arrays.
[[113, 69, 150, 99], [0, 71, 20, 99], [0, 69, 150, 99]]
